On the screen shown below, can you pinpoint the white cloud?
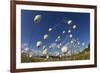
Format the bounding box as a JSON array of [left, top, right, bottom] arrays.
[[82, 42, 85, 46], [21, 43, 28, 48], [50, 43, 57, 49]]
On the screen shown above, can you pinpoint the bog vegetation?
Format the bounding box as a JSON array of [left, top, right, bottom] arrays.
[[21, 44, 90, 63]]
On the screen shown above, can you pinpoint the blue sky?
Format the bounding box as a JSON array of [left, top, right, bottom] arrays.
[[21, 9, 90, 55]]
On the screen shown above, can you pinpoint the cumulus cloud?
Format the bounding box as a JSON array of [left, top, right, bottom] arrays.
[[21, 43, 28, 49]]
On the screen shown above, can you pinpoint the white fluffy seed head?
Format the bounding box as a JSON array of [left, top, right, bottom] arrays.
[[73, 25, 77, 29], [42, 49, 48, 55], [34, 15, 42, 23], [67, 20, 72, 24], [61, 46, 68, 53], [44, 34, 48, 40], [36, 41, 42, 48], [48, 28, 52, 32], [69, 34, 72, 38], [68, 29, 71, 33]]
